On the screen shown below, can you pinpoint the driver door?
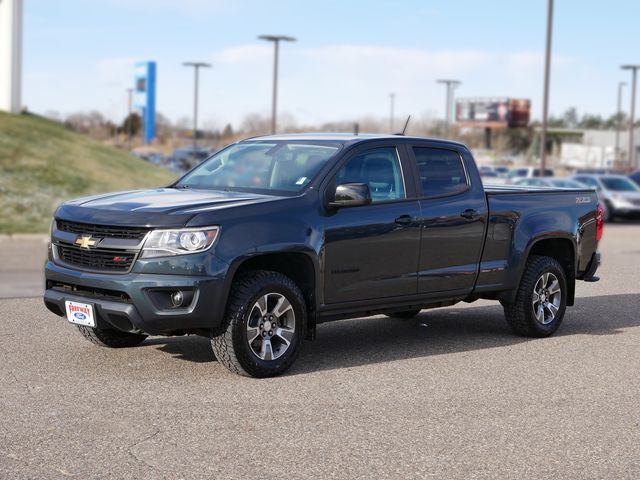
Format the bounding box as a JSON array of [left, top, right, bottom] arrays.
[[322, 145, 421, 304]]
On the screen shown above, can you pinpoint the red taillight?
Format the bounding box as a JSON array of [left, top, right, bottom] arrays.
[[596, 203, 604, 241]]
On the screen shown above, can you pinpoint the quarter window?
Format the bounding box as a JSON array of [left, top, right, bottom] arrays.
[[335, 147, 405, 202], [413, 147, 468, 197]]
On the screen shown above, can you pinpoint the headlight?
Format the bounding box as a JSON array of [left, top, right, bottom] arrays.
[[140, 227, 220, 258]]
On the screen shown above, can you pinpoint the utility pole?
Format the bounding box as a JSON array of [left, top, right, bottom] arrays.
[[258, 35, 296, 134], [436, 79, 461, 135], [540, 0, 554, 174], [389, 93, 395, 132], [621, 65, 640, 169], [615, 82, 626, 164], [182, 61, 211, 151], [126, 87, 133, 150]]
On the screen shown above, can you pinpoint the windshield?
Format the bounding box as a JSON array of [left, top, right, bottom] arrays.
[[175, 141, 341, 193], [600, 177, 639, 192]]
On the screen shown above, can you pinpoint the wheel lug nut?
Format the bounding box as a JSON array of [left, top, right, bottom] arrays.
[[262, 332, 266, 337], [269, 330, 273, 336]]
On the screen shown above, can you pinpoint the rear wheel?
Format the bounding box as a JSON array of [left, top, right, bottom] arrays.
[[503, 255, 567, 337], [76, 325, 147, 348], [385, 309, 421, 319], [211, 270, 305, 378]]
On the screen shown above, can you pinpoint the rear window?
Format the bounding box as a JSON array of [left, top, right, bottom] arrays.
[[533, 168, 554, 177], [413, 147, 468, 197]]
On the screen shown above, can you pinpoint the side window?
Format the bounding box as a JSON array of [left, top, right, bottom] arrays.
[[577, 177, 598, 188], [335, 147, 405, 202], [413, 147, 468, 197]]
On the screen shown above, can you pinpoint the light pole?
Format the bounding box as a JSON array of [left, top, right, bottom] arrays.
[[389, 93, 395, 132], [615, 82, 626, 164], [182, 61, 211, 151], [126, 87, 133, 150], [258, 35, 296, 135], [540, 0, 554, 174], [436, 79, 461, 134], [621, 64, 640, 169]]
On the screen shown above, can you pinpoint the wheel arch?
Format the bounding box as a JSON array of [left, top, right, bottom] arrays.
[[514, 236, 577, 306], [225, 250, 319, 318]]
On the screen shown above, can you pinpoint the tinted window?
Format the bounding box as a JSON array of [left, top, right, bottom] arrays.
[[600, 177, 639, 192], [336, 147, 405, 203], [508, 169, 528, 178], [575, 176, 599, 188], [533, 168, 554, 177], [413, 147, 468, 197]]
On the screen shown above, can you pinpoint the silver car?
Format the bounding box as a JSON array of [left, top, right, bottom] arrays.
[[572, 174, 640, 221]]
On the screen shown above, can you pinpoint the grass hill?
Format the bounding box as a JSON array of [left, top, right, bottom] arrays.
[[0, 112, 176, 233]]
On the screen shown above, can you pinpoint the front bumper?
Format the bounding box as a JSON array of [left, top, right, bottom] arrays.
[[43, 258, 229, 335]]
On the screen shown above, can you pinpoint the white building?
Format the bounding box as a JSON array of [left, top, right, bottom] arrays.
[[0, 0, 22, 113], [560, 128, 640, 170]]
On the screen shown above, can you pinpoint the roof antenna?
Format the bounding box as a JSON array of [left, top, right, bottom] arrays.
[[354, 122, 359, 135], [395, 115, 411, 135]]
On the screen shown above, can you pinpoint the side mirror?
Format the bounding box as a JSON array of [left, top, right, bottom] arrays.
[[328, 183, 372, 208]]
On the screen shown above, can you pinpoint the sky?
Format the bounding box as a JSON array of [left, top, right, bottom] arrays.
[[22, 0, 640, 130]]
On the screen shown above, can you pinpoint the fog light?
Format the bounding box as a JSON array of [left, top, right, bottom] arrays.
[[170, 291, 184, 307]]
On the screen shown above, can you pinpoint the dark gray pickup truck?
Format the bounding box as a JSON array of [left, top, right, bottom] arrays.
[[44, 134, 602, 377]]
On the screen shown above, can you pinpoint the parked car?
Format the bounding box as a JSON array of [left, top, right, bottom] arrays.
[[44, 134, 602, 377], [506, 167, 555, 184], [514, 178, 587, 189], [572, 174, 640, 221], [493, 166, 510, 177]]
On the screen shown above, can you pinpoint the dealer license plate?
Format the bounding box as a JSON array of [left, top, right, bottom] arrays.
[[64, 301, 95, 327]]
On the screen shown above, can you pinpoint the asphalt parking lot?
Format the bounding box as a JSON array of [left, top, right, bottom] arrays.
[[1, 225, 639, 479]]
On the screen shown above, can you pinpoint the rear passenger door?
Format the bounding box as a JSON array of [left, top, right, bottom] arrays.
[[408, 145, 488, 295]]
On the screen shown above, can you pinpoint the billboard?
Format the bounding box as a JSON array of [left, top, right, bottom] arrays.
[[134, 61, 156, 144], [456, 98, 530, 128]]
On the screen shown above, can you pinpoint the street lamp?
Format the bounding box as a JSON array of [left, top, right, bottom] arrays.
[[182, 61, 211, 151], [436, 79, 461, 134], [621, 64, 640, 169], [258, 35, 296, 134], [615, 82, 626, 164], [540, 0, 554, 173]]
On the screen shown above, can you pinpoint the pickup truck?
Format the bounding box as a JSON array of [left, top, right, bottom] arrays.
[[44, 134, 603, 377]]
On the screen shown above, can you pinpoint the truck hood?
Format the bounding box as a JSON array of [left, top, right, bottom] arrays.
[[55, 188, 285, 227]]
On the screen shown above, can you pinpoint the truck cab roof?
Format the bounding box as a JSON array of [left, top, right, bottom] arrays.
[[243, 133, 467, 149]]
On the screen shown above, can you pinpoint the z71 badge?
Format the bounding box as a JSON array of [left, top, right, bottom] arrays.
[[576, 196, 592, 204]]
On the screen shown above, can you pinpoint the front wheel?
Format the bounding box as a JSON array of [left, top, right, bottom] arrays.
[[503, 255, 567, 337], [211, 270, 306, 377]]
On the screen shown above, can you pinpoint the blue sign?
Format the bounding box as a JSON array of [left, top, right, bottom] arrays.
[[134, 61, 156, 144]]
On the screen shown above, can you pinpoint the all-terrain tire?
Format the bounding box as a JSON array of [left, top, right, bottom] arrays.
[[211, 270, 306, 378], [503, 255, 567, 338], [76, 325, 147, 348], [385, 309, 421, 319]]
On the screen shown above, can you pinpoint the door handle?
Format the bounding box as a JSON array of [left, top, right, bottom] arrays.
[[460, 209, 479, 220], [394, 215, 414, 226]]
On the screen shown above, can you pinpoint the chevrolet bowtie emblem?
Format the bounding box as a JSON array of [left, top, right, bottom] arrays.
[[75, 235, 98, 249]]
